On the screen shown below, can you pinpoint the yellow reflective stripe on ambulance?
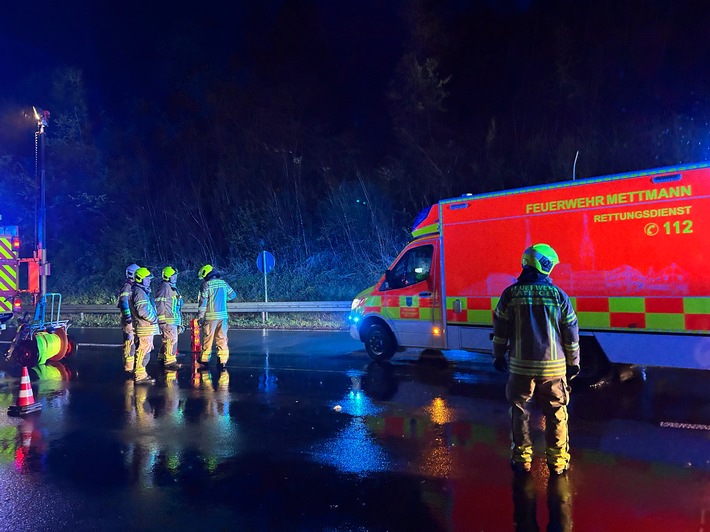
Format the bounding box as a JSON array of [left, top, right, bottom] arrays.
[[446, 297, 497, 325], [361, 294, 439, 321], [445, 295, 710, 333]]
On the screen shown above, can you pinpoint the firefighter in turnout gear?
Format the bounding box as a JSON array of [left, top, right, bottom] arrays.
[[197, 264, 236, 369], [155, 266, 184, 370], [492, 244, 580, 476], [118, 263, 140, 373], [129, 267, 159, 385]]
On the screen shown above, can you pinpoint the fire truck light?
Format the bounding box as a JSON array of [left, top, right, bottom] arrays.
[[13, 297, 21, 310], [432, 326, 441, 336], [12, 237, 19, 249]]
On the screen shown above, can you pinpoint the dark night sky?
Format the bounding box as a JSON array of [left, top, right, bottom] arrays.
[[1, 1, 407, 132], [3, 0, 710, 283], [0, 2, 703, 110], [2, 0, 710, 169]]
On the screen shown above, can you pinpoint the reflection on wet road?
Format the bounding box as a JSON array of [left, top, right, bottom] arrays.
[[2, 329, 710, 531]]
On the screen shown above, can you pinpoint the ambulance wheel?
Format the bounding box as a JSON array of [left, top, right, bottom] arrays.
[[575, 337, 612, 387], [364, 324, 396, 361]]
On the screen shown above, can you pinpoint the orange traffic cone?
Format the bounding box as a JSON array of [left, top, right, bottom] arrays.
[[8, 366, 42, 417]]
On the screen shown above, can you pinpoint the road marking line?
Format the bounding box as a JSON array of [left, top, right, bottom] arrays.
[[659, 421, 710, 431]]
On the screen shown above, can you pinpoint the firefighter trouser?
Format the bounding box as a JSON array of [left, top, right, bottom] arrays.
[[201, 318, 229, 365], [134, 335, 154, 381], [506, 373, 570, 470], [122, 319, 136, 371], [159, 323, 178, 365]]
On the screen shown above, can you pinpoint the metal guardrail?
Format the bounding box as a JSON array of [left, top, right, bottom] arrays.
[[61, 301, 352, 314]]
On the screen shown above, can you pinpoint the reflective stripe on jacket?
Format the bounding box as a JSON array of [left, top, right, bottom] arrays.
[[117, 280, 132, 319], [129, 284, 159, 337], [492, 271, 580, 377], [198, 277, 237, 321], [155, 281, 183, 326]]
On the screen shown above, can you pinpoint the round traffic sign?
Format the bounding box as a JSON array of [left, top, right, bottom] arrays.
[[256, 251, 275, 274]]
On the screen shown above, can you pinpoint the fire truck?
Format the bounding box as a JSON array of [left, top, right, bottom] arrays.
[[348, 162, 710, 381], [0, 216, 76, 366], [0, 219, 32, 328]]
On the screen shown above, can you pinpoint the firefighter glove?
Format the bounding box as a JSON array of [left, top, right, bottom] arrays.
[[494, 356, 508, 373], [566, 364, 580, 380]]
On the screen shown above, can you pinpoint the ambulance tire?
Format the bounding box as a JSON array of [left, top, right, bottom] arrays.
[[575, 337, 612, 387], [364, 324, 396, 361]]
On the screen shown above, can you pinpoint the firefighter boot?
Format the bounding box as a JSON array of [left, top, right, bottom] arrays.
[[163, 339, 177, 367], [164, 342, 183, 371], [199, 349, 211, 366], [217, 351, 229, 371]]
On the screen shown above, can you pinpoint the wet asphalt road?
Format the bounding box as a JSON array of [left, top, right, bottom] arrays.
[[2, 328, 710, 531]]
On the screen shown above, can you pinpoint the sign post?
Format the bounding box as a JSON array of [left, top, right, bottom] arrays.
[[256, 250, 275, 326], [33, 107, 50, 300]]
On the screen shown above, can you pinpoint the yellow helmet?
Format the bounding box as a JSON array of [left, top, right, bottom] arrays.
[[134, 267, 153, 283], [521, 243, 559, 275], [162, 266, 178, 281], [198, 264, 213, 280]]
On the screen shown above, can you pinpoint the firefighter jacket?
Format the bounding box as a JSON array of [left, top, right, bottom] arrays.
[[492, 268, 580, 378], [155, 280, 183, 326], [198, 274, 237, 321], [129, 283, 159, 337], [117, 279, 133, 320]]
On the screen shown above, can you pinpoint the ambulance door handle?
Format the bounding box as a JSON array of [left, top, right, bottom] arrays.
[[419, 292, 432, 297]]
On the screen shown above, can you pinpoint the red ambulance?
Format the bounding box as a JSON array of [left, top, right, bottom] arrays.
[[348, 162, 710, 380]]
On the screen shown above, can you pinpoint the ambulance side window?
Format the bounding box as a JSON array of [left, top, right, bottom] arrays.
[[383, 245, 433, 290]]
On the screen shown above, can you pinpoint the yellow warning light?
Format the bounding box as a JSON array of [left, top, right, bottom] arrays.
[[432, 326, 441, 336]]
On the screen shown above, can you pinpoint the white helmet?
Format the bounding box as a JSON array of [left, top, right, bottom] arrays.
[[125, 263, 140, 280]]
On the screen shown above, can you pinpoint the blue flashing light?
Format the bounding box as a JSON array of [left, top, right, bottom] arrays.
[[411, 205, 432, 232]]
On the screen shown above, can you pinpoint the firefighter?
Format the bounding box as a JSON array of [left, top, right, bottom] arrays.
[[492, 243, 580, 476], [155, 266, 184, 370], [197, 264, 236, 370], [118, 263, 140, 374], [129, 267, 159, 385]]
